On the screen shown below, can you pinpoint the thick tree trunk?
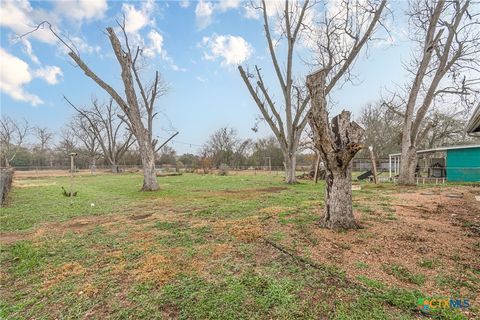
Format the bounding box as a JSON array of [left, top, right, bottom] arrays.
[[138, 139, 159, 191], [284, 152, 297, 184], [398, 143, 417, 185], [111, 164, 119, 173], [324, 165, 359, 229], [91, 158, 96, 176]]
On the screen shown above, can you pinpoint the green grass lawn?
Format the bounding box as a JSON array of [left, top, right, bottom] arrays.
[[0, 173, 478, 319]]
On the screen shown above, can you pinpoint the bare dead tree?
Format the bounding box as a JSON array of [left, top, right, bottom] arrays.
[[33, 127, 53, 152], [203, 127, 240, 167], [238, 0, 313, 184], [65, 97, 135, 173], [422, 108, 476, 148], [358, 102, 403, 158], [32, 126, 54, 166], [395, 0, 480, 185], [307, 0, 387, 229], [69, 115, 102, 175], [24, 20, 168, 190], [0, 117, 30, 167], [57, 127, 78, 157]]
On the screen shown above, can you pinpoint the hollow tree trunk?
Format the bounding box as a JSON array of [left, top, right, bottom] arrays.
[[284, 152, 297, 184], [307, 70, 364, 230], [324, 164, 358, 229]]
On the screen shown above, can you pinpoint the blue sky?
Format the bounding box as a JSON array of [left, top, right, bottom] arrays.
[[0, 0, 412, 154]]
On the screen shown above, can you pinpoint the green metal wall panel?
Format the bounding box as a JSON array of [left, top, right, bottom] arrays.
[[446, 147, 480, 182]]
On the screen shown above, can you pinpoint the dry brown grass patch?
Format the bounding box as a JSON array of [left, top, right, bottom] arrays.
[[231, 224, 263, 242], [212, 243, 233, 258], [43, 262, 85, 290], [78, 282, 99, 297], [134, 254, 175, 284]]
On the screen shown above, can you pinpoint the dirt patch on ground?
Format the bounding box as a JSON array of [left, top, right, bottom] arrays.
[[268, 186, 480, 301], [0, 215, 123, 245], [13, 181, 59, 188], [0, 201, 180, 245], [14, 170, 108, 180], [128, 213, 153, 220]]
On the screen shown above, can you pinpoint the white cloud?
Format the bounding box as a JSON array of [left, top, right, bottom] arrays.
[[143, 30, 165, 58], [217, 0, 241, 12], [20, 38, 40, 64], [119, 1, 184, 72], [34, 66, 63, 85], [179, 0, 190, 8], [0, 48, 43, 106], [122, 0, 155, 34], [195, 0, 243, 29], [55, 0, 107, 21], [0, 0, 56, 43], [196, 76, 208, 83], [170, 64, 186, 72], [195, 0, 214, 29], [202, 34, 253, 66], [1, 0, 103, 57], [141, 30, 185, 72]]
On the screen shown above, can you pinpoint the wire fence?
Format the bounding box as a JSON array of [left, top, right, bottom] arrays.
[[7, 159, 479, 183]]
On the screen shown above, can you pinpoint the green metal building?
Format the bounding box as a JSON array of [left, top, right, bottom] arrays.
[[388, 106, 480, 183], [389, 144, 480, 182], [446, 145, 480, 182]]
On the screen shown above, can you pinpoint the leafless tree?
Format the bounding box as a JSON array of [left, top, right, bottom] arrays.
[[359, 100, 476, 158], [69, 115, 102, 174], [0, 117, 30, 167], [65, 97, 135, 173], [199, 145, 214, 174], [203, 127, 240, 167], [307, 0, 387, 229], [25, 20, 169, 191], [33, 127, 53, 152], [393, 0, 480, 185], [57, 127, 78, 157], [238, 0, 314, 183], [422, 109, 475, 149], [358, 102, 403, 158], [32, 126, 54, 166], [157, 145, 177, 166]]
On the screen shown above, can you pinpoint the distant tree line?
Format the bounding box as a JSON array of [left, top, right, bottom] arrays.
[[1, 105, 475, 171], [0, 115, 314, 171]]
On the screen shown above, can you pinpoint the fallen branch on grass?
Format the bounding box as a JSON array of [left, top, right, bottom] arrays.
[[262, 237, 328, 272]]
